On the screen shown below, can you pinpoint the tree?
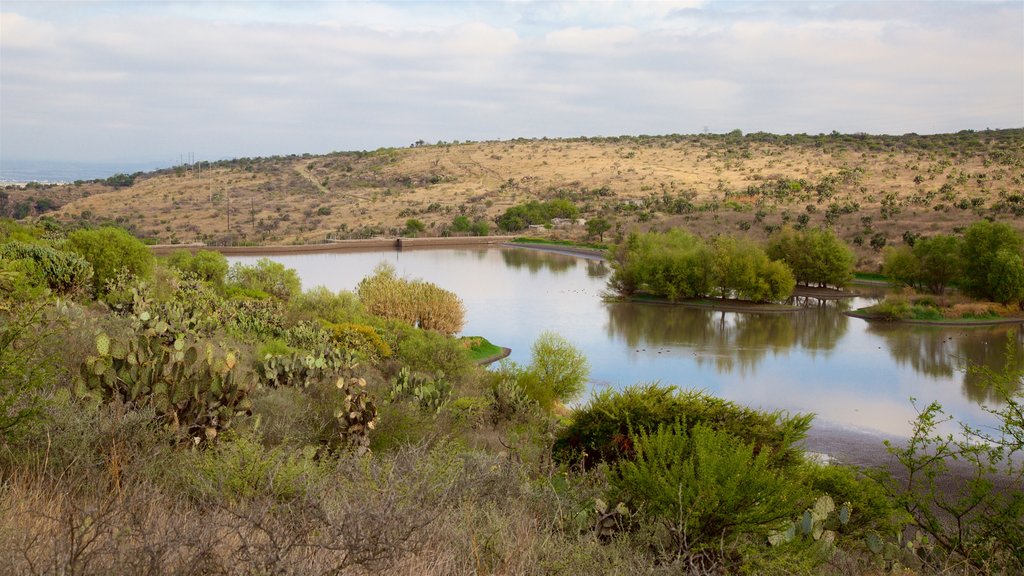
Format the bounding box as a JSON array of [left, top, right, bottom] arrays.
[[912, 235, 962, 294], [767, 227, 853, 288], [961, 221, 1024, 301], [882, 246, 920, 289], [67, 226, 154, 296], [167, 249, 229, 286], [987, 249, 1024, 305], [585, 217, 611, 242], [528, 331, 590, 405]]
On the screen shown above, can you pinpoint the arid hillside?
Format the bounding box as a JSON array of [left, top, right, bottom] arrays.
[[10, 129, 1024, 267]]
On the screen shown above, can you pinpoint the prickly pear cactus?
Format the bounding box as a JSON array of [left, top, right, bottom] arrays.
[[335, 375, 377, 455], [389, 367, 452, 413], [75, 329, 253, 446], [769, 494, 851, 548]]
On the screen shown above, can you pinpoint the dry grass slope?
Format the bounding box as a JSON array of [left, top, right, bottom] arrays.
[[14, 130, 1023, 266]]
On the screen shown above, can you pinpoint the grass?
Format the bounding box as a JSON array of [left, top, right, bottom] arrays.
[[459, 336, 504, 362], [853, 271, 891, 283], [511, 237, 609, 251]]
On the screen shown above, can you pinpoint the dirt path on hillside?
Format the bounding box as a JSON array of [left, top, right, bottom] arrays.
[[293, 163, 369, 201]]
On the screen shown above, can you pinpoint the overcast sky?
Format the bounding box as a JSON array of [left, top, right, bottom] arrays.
[[1, 1, 1022, 164]]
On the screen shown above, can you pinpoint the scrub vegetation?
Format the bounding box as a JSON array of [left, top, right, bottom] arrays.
[[860, 220, 1024, 321], [1, 218, 1022, 575], [5, 129, 1021, 271]]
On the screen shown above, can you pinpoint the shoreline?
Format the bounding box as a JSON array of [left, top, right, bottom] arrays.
[[845, 310, 1024, 327], [802, 421, 1021, 493]]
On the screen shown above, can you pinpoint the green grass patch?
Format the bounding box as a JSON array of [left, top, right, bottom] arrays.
[[853, 271, 891, 282], [511, 237, 609, 251], [459, 336, 503, 362]]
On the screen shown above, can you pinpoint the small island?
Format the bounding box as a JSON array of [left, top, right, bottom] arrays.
[[848, 221, 1024, 325], [606, 227, 856, 312]]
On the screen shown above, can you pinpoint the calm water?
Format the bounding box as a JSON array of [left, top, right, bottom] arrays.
[[229, 247, 1023, 438]]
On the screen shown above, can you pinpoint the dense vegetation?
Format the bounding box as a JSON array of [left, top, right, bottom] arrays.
[[867, 220, 1024, 321], [1, 218, 1021, 574], [608, 229, 800, 303]]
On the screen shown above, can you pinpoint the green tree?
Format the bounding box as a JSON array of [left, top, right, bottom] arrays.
[[988, 249, 1024, 305], [585, 217, 611, 242], [67, 226, 154, 296], [912, 235, 963, 294], [882, 245, 921, 289], [767, 226, 854, 288], [961, 221, 1024, 301], [527, 331, 589, 406], [450, 215, 471, 233]]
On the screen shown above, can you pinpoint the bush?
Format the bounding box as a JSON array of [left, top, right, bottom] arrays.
[[0, 304, 55, 445], [0, 240, 93, 296], [66, 226, 153, 296], [326, 322, 393, 363], [498, 332, 590, 411], [166, 249, 229, 286], [609, 423, 808, 560], [180, 434, 324, 503], [227, 258, 301, 301], [357, 264, 465, 335], [394, 324, 473, 382], [554, 383, 812, 469]]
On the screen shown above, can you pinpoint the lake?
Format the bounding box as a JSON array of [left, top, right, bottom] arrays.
[[229, 246, 1023, 439]]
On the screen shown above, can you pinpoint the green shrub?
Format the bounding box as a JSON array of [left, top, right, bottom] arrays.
[[166, 249, 229, 286], [227, 258, 301, 301], [66, 226, 153, 296], [554, 383, 812, 469], [327, 322, 392, 363], [394, 324, 473, 381], [609, 423, 808, 559], [181, 434, 323, 503], [0, 304, 55, 445], [0, 240, 93, 296], [288, 286, 364, 324]]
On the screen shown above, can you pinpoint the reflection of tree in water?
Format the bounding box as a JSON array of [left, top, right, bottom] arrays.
[[500, 249, 577, 275], [869, 324, 1024, 404], [586, 259, 610, 279], [605, 302, 848, 376]]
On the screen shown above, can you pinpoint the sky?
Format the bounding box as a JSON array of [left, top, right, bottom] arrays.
[[1, 0, 1022, 165]]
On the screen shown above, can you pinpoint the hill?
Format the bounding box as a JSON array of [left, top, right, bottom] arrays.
[[6, 129, 1023, 267]]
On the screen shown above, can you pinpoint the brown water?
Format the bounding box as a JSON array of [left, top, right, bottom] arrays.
[[230, 246, 1023, 439]]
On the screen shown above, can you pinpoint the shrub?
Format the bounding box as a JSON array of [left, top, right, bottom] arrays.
[[0, 304, 55, 445], [326, 322, 393, 363], [288, 286, 364, 324], [609, 423, 807, 560], [180, 434, 323, 503], [227, 258, 301, 301], [0, 240, 93, 296], [166, 249, 229, 286], [357, 263, 465, 335], [554, 383, 812, 469], [394, 324, 473, 381], [66, 226, 153, 296]]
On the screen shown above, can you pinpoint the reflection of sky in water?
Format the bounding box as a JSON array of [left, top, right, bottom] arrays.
[[230, 248, 1021, 439]]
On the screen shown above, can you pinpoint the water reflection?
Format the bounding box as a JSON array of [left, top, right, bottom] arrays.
[[869, 324, 1024, 403], [500, 249, 577, 274], [586, 259, 611, 279], [605, 301, 849, 376]]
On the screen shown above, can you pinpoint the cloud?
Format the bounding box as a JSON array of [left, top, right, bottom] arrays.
[[1, 1, 1021, 163]]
